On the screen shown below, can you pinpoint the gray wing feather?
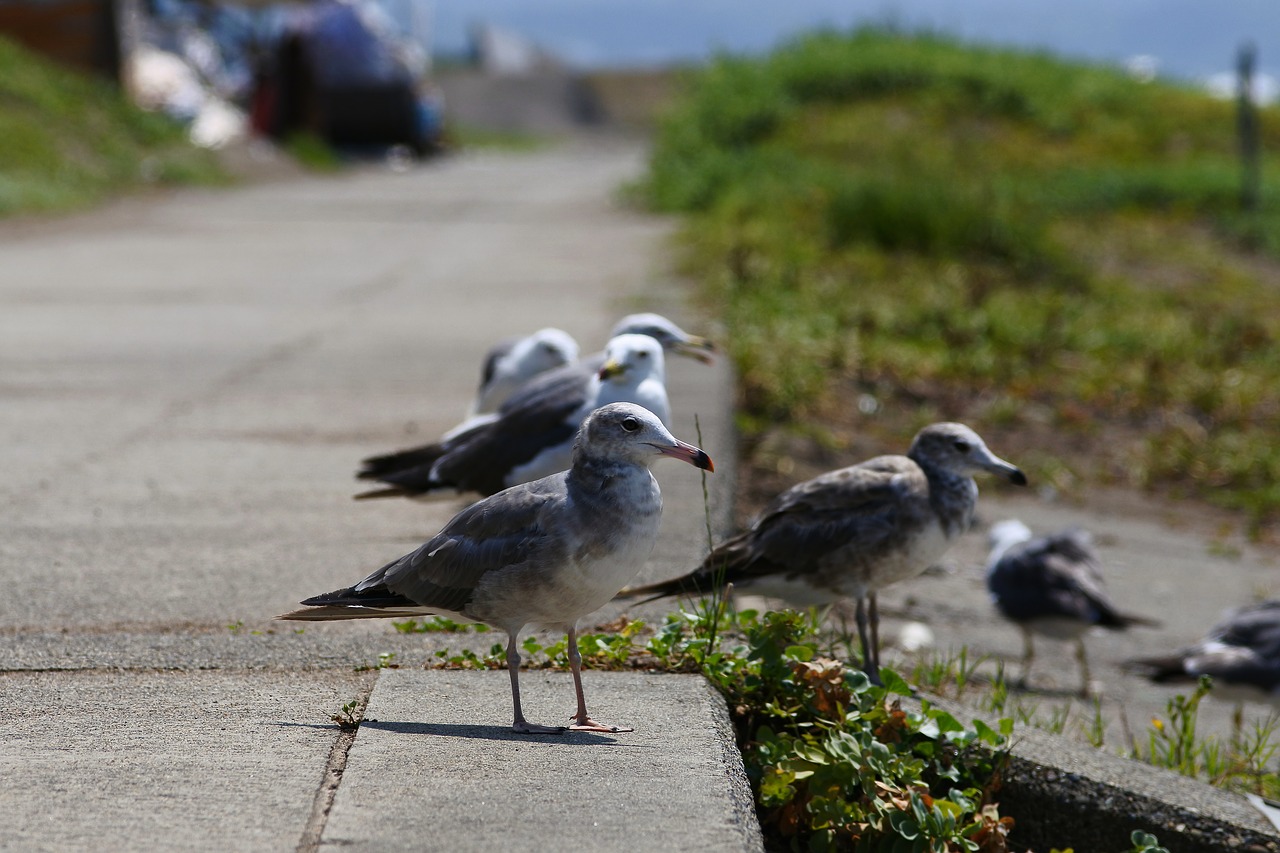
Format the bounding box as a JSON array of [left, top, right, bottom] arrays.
[[367, 476, 569, 609], [712, 458, 923, 582]]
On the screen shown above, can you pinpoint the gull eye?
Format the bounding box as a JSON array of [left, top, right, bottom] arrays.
[[953, 440, 971, 453], [637, 351, 649, 358], [621, 416, 640, 432]]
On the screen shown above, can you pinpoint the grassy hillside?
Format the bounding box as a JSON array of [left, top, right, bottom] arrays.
[[642, 29, 1280, 533], [0, 36, 224, 217]]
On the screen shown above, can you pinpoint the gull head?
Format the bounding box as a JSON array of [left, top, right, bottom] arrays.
[[579, 403, 713, 471], [986, 518, 1034, 565], [910, 423, 1027, 485], [611, 313, 716, 364], [524, 327, 579, 371], [598, 334, 666, 384]]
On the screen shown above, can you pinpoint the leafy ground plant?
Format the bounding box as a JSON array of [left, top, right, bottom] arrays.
[[425, 607, 1016, 851]]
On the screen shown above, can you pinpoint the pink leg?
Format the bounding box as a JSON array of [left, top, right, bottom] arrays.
[[506, 632, 564, 735], [566, 625, 633, 733]]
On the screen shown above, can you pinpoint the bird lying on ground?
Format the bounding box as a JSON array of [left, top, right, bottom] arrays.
[[1129, 599, 1280, 707], [281, 403, 713, 734], [443, 313, 715, 441], [985, 519, 1159, 697], [357, 334, 670, 500], [469, 327, 579, 418], [617, 422, 1026, 678]]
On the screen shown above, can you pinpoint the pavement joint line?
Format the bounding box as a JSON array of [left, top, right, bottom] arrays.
[[297, 673, 378, 853]]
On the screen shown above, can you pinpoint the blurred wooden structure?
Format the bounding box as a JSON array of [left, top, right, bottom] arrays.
[[0, 0, 123, 79]]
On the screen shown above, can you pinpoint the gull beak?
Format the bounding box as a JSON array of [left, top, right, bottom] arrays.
[[982, 454, 1027, 486], [672, 336, 717, 365], [598, 359, 626, 381], [654, 438, 714, 472]]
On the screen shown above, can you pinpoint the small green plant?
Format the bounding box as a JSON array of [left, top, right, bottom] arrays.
[[393, 617, 489, 634], [1127, 829, 1170, 853], [226, 620, 244, 635], [642, 607, 1015, 851], [331, 699, 362, 731]]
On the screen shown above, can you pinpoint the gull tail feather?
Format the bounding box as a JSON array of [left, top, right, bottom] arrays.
[[1123, 654, 1189, 682], [357, 444, 447, 481], [1112, 611, 1163, 630], [354, 486, 414, 501], [615, 573, 718, 606], [276, 605, 428, 621]]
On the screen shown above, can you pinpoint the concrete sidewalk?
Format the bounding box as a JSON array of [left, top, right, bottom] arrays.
[[0, 140, 755, 851]]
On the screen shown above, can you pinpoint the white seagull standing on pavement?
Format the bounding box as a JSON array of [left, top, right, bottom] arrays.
[[283, 403, 714, 733], [985, 519, 1159, 697], [618, 423, 1026, 677], [356, 334, 672, 499]]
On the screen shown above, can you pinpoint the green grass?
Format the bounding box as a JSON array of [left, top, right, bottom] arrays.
[[640, 28, 1280, 534], [0, 36, 224, 217]]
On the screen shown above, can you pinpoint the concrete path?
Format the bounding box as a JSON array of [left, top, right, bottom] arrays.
[[0, 140, 755, 851]]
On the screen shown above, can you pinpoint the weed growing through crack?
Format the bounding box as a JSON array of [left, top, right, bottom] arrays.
[[331, 700, 362, 731]]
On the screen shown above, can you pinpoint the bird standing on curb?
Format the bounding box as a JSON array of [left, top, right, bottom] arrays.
[[618, 422, 1026, 678], [281, 403, 714, 734]]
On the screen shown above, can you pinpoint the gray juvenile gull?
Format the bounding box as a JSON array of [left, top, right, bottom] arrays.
[[1130, 600, 1280, 707], [283, 403, 713, 733], [618, 423, 1026, 676], [356, 334, 671, 500], [985, 519, 1159, 697], [469, 327, 579, 418]]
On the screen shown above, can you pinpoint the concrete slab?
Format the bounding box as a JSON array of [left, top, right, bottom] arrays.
[[322, 669, 762, 852], [0, 139, 749, 850], [0, 669, 373, 852]]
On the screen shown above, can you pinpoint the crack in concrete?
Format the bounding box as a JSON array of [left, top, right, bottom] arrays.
[[297, 676, 377, 853]]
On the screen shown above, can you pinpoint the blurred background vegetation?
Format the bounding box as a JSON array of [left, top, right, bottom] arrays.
[[638, 28, 1280, 536], [0, 36, 224, 217]]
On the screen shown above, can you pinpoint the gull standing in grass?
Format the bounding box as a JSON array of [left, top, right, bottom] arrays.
[[1130, 600, 1280, 707], [985, 519, 1159, 697], [618, 423, 1026, 677], [356, 334, 672, 499], [283, 403, 714, 733]]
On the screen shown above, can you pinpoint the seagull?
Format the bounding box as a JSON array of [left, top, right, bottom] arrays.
[[356, 334, 672, 500], [985, 519, 1159, 697], [617, 423, 1027, 677], [361, 313, 713, 487], [1130, 600, 1280, 707], [470, 328, 579, 418], [597, 313, 716, 367], [443, 328, 580, 441], [281, 403, 713, 734]]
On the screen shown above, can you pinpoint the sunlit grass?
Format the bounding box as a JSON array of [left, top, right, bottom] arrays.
[[641, 27, 1280, 533], [0, 36, 225, 217]]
